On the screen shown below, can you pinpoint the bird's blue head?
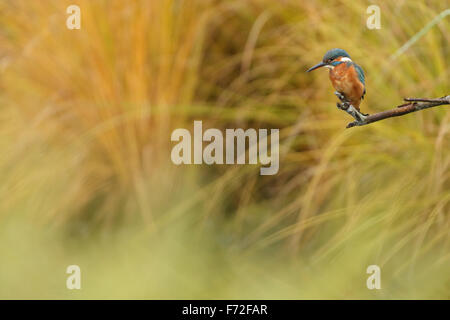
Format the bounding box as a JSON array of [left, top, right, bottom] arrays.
[[307, 48, 351, 72]]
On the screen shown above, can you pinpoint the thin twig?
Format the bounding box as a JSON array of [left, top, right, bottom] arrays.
[[403, 97, 449, 103], [335, 94, 450, 128]]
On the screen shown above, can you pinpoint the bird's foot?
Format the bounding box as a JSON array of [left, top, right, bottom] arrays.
[[338, 103, 368, 123], [334, 91, 348, 103], [336, 101, 351, 111], [335, 91, 369, 125]]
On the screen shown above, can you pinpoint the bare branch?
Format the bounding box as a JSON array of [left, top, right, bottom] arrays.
[[335, 94, 450, 128]]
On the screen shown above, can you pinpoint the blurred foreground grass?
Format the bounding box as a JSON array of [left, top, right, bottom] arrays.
[[0, 0, 448, 299]]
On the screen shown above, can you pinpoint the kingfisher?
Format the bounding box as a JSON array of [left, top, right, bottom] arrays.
[[307, 48, 367, 116]]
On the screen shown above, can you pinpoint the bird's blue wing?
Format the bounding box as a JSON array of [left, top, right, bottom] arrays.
[[354, 63, 365, 85], [353, 63, 366, 98]]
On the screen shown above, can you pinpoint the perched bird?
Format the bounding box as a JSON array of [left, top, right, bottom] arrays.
[[307, 48, 367, 114]]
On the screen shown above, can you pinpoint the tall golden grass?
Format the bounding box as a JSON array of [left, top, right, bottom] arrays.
[[0, 0, 448, 298]]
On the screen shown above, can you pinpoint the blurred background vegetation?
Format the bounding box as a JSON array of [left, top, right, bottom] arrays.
[[0, 0, 448, 299]]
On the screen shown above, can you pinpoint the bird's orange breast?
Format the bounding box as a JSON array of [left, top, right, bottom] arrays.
[[329, 63, 365, 110]]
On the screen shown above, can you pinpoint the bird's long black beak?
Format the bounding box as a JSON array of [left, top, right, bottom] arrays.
[[307, 62, 326, 72]]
